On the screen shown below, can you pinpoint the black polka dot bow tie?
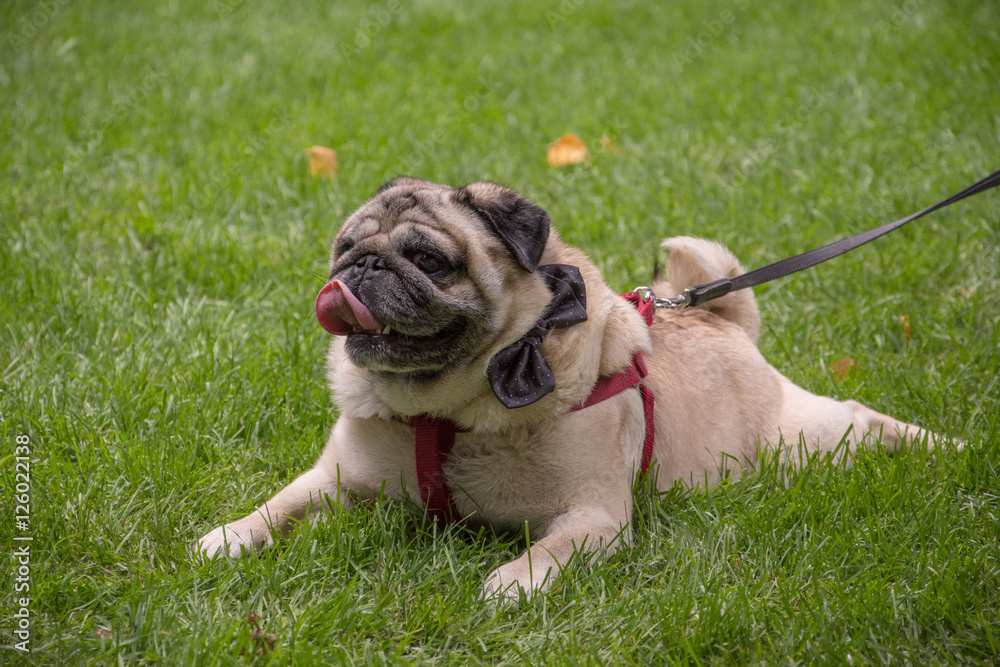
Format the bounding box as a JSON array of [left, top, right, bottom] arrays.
[[486, 264, 588, 408]]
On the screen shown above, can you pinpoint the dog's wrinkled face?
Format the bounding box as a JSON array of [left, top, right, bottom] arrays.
[[317, 177, 552, 376]]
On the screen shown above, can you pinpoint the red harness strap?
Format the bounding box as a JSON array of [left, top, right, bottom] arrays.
[[570, 352, 656, 475], [408, 292, 657, 525], [409, 415, 466, 525]]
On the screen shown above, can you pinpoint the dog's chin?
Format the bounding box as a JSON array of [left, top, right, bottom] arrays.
[[343, 317, 481, 376]]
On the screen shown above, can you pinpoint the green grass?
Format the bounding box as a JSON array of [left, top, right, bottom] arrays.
[[2, 0, 999, 663]]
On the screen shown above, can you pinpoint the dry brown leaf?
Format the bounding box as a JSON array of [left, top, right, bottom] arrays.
[[829, 358, 857, 381], [547, 133, 587, 167], [600, 134, 623, 154], [251, 629, 277, 653], [241, 612, 278, 657], [898, 314, 912, 341], [308, 145, 339, 179]]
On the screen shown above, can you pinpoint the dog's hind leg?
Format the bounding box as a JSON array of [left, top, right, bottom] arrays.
[[770, 372, 941, 464], [842, 399, 942, 454]]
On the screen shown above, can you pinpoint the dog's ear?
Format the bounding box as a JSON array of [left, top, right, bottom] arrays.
[[454, 182, 551, 272]]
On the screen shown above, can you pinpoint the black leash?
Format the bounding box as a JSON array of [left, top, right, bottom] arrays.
[[645, 169, 1000, 309]]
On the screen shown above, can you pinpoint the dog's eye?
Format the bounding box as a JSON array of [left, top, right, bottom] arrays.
[[412, 251, 444, 274], [336, 239, 356, 257]]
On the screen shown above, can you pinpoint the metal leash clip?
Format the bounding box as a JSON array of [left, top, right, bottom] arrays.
[[631, 285, 692, 310]]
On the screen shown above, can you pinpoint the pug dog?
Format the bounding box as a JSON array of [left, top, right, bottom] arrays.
[[198, 177, 938, 600]]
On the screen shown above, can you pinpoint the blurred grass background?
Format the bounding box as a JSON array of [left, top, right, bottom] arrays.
[[1, 0, 998, 663]]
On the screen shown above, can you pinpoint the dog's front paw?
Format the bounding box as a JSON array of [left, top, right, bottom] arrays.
[[482, 559, 554, 604], [198, 518, 272, 559]]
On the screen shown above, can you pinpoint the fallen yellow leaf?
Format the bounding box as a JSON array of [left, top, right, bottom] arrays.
[[898, 314, 912, 341], [547, 133, 587, 167], [829, 358, 857, 381], [308, 145, 339, 179]]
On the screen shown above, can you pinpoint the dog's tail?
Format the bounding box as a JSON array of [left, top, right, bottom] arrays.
[[653, 236, 761, 344]]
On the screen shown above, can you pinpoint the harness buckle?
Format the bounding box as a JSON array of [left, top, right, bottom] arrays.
[[632, 285, 691, 309]]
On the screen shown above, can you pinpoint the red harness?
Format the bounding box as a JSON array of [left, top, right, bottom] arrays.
[[406, 292, 656, 525]]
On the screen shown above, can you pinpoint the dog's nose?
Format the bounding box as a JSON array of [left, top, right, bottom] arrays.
[[354, 254, 389, 271]]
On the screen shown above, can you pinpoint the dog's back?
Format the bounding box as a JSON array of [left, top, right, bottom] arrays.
[[653, 236, 761, 344]]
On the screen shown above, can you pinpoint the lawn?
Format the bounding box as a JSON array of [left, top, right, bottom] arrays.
[[2, 0, 999, 664]]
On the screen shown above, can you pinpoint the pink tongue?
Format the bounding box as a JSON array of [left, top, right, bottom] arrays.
[[315, 281, 384, 335]]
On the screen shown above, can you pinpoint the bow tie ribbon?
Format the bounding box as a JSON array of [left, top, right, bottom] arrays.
[[486, 264, 588, 408]]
